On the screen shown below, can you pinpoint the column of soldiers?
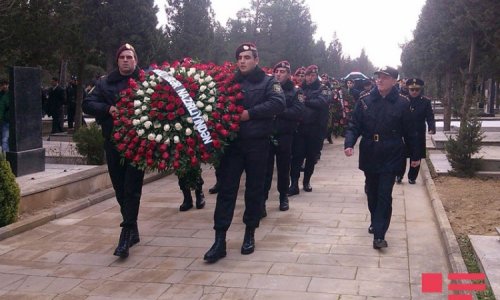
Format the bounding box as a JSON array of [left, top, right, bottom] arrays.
[[83, 42, 433, 260]]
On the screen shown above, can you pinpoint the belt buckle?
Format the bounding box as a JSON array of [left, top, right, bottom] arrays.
[[374, 134, 379, 142]]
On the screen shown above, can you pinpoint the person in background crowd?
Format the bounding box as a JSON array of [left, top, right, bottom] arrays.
[[292, 67, 306, 87], [362, 79, 373, 94], [262, 60, 304, 216], [346, 79, 360, 101], [0, 79, 10, 152], [344, 66, 419, 250], [66, 76, 78, 129], [48, 77, 66, 133], [288, 65, 329, 196], [396, 78, 436, 184], [203, 43, 285, 263], [83, 43, 145, 259]]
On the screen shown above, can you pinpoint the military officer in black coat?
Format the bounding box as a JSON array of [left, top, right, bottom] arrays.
[[396, 78, 436, 184], [204, 43, 286, 263], [262, 61, 304, 215], [344, 66, 419, 250], [83, 43, 145, 258], [288, 65, 330, 195]]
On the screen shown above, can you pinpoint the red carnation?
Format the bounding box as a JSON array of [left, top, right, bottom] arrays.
[[125, 150, 133, 159], [232, 115, 240, 122], [230, 123, 239, 131], [113, 132, 121, 141], [228, 96, 236, 103], [228, 104, 236, 112], [166, 103, 175, 111], [147, 158, 154, 166], [138, 147, 145, 155], [158, 161, 166, 170], [176, 143, 184, 151], [132, 137, 139, 144], [117, 143, 126, 151], [212, 112, 220, 119], [236, 92, 244, 100], [133, 155, 141, 163], [113, 120, 121, 126], [127, 143, 135, 150], [202, 152, 211, 161], [190, 157, 198, 166], [220, 129, 229, 137], [161, 152, 170, 160], [167, 112, 176, 120], [159, 144, 168, 153], [215, 123, 224, 131], [236, 105, 245, 113], [212, 139, 221, 148], [173, 160, 180, 169], [222, 114, 231, 123], [177, 107, 185, 115], [186, 138, 196, 147], [216, 103, 225, 110]]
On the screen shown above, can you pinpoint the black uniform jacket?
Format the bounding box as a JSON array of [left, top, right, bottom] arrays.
[[274, 79, 304, 135], [300, 78, 329, 128], [344, 86, 418, 173], [235, 66, 286, 139], [83, 67, 140, 139], [408, 95, 436, 159]]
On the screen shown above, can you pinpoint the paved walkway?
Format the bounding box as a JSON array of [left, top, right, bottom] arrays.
[[0, 139, 450, 299]]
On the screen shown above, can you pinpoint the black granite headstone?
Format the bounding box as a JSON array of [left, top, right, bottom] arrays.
[[6, 66, 45, 176]]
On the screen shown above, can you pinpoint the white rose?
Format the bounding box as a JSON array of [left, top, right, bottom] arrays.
[[208, 97, 215, 103], [203, 114, 209, 121], [132, 119, 141, 126], [185, 128, 192, 136], [144, 121, 152, 129], [199, 94, 207, 100], [140, 116, 148, 123], [199, 85, 207, 92], [205, 75, 212, 82], [163, 124, 170, 131], [155, 134, 163, 143], [194, 74, 200, 81], [181, 67, 186, 72], [133, 100, 142, 107], [136, 90, 144, 96], [148, 133, 156, 141], [143, 97, 150, 102], [146, 88, 154, 94], [154, 122, 162, 129], [134, 109, 142, 115], [141, 105, 148, 111], [209, 89, 215, 95], [170, 67, 175, 73], [186, 117, 193, 124], [189, 68, 196, 73], [150, 81, 157, 87], [149, 75, 156, 81], [200, 71, 205, 77], [208, 82, 216, 88], [187, 70, 194, 77], [164, 138, 170, 145], [196, 101, 204, 108], [137, 129, 145, 136], [198, 79, 204, 84], [175, 123, 182, 130], [205, 105, 212, 112], [142, 81, 149, 88], [173, 136, 180, 143]]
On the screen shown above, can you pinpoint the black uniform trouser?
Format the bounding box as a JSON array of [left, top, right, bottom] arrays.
[[67, 102, 76, 128], [51, 106, 64, 133], [290, 125, 324, 184], [214, 138, 269, 232], [105, 140, 145, 229], [264, 134, 294, 200], [178, 170, 204, 191], [364, 171, 395, 240], [398, 158, 421, 181]]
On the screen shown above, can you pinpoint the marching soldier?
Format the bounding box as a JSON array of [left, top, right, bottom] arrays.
[[288, 65, 329, 195], [204, 43, 285, 263], [262, 61, 304, 216], [344, 66, 419, 249], [396, 78, 436, 184]]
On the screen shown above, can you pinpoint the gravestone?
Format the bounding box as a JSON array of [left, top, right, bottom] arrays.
[[6, 66, 45, 176]]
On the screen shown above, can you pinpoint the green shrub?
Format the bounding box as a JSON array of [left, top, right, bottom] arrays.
[[445, 115, 484, 177], [73, 123, 105, 165], [0, 153, 20, 227]]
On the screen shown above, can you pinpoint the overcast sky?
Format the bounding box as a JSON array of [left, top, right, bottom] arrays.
[[155, 0, 427, 68]]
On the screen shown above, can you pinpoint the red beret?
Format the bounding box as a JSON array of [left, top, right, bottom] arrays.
[[305, 65, 319, 75], [116, 43, 137, 62], [294, 67, 306, 76], [235, 42, 258, 59], [273, 60, 291, 72]]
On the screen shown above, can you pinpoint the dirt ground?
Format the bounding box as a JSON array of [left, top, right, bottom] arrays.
[[433, 175, 500, 237]]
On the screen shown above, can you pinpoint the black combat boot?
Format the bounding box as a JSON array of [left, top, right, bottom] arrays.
[[179, 189, 194, 211], [279, 194, 289, 211], [303, 173, 312, 192], [287, 179, 299, 196], [130, 224, 140, 247], [204, 231, 227, 263], [113, 227, 132, 258], [208, 183, 219, 194], [241, 227, 255, 255], [195, 189, 206, 209]]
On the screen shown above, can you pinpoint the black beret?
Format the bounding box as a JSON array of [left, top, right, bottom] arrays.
[[374, 66, 398, 79], [116, 43, 137, 62]]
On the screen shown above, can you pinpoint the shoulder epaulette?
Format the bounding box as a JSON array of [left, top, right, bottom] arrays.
[[399, 93, 410, 101], [359, 91, 370, 99]]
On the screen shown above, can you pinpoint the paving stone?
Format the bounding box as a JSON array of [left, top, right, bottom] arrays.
[[254, 289, 337, 300], [269, 262, 356, 279], [221, 287, 257, 300], [247, 274, 311, 292], [308, 277, 359, 294]]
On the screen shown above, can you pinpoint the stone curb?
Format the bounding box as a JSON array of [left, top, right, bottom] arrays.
[[421, 160, 469, 274], [0, 171, 168, 241]]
